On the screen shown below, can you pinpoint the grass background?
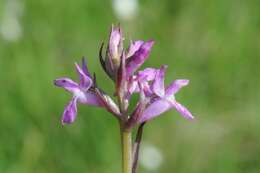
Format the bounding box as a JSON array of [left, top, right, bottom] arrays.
[[0, 0, 260, 172]]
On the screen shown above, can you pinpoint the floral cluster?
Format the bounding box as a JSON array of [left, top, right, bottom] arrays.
[[54, 25, 194, 127]]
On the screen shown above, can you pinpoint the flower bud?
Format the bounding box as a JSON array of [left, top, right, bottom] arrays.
[[108, 25, 123, 68]]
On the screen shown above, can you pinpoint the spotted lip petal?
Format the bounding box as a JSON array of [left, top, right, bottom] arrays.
[[126, 40, 154, 76], [62, 97, 78, 124]]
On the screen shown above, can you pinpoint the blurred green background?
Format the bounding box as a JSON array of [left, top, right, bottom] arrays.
[[0, 0, 260, 172]]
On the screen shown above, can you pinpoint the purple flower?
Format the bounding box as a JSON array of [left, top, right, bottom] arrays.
[[126, 68, 158, 99], [139, 65, 194, 123], [54, 59, 103, 124]]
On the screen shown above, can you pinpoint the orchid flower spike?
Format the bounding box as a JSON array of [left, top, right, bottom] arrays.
[[54, 25, 195, 173], [54, 25, 194, 126]]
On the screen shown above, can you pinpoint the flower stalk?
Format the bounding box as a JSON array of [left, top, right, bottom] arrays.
[[120, 125, 132, 173]]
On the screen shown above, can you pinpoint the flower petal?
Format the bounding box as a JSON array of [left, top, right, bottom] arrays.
[[62, 97, 78, 124], [140, 98, 172, 123], [81, 58, 91, 77], [170, 100, 194, 120], [127, 40, 144, 58], [137, 68, 158, 81], [151, 65, 167, 97], [127, 68, 158, 98], [75, 63, 93, 89], [126, 40, 154, 76], [165, 79, 189, 96], [54, 78, 79, 93], [78, 92, 104, 107], [109, 25, 123, 62], [128, 76, 139, 95], [142, 81, 153, 97]]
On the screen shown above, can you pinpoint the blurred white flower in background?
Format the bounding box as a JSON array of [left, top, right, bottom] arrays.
[[140, 143, 163, 171], [112, 0, 139, 20], [0, 0, 24, 42]]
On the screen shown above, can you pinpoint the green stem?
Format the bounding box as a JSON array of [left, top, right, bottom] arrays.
[[121, 127, 132, 173]]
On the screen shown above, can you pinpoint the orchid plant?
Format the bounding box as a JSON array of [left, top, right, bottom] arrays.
[[54, 25, 194, 173]]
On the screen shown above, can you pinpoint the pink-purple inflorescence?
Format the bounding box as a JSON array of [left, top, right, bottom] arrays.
[[54, 25, 194, 127]]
